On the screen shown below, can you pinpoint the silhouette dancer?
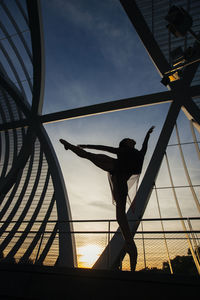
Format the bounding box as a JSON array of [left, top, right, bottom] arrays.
[[60, 126, 155, 271]]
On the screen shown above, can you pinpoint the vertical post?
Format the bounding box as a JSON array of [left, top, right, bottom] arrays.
[[165, 153, 200, 274], [141, 221, 147, 269], [189, 120, 200, 160], [187, 218, 200, 263], [155, 185, 173, 274], [175, 124, 200, 213], [107, 220, 111, 268]]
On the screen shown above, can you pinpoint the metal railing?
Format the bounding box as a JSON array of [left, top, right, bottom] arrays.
[[0, 217, 199, 274]]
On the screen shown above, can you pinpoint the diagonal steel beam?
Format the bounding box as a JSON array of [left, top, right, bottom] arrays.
[[182, 98, 200, 132], [119, 0, 170, 76], [41, 90, 172, 124], [93, 80, 192, 270], [0, 90, 171, 131], [94, 1, 200, 270], [1, 85, 200, 132]]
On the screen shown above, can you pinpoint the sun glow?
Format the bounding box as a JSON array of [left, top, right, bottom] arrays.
[[78, 244, 102, 268]]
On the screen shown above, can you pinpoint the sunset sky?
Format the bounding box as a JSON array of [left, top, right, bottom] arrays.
[[40, 0, 200, 228], [0, 0, 199, 271]]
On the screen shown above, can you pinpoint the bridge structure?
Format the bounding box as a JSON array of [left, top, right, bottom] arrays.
[[0, 0, 200, 276]]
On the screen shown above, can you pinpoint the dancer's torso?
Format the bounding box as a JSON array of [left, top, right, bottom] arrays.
[[112, 148, 144, 180]]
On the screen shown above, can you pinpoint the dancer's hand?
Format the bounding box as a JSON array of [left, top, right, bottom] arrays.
[[148, 126, 155, 134]]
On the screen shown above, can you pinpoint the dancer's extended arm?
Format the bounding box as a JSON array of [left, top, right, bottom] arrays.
[[78, 144, 118, 154], [140, 126, 155, 156]]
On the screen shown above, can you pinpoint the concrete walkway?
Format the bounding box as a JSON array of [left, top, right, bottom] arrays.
[[0, 264, 199, 299]]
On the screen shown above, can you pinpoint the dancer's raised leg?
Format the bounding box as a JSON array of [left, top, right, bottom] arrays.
[[60, 139, 115, 173]]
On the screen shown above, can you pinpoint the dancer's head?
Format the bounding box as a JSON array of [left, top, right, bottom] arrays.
[[119, 138, 136, 149]]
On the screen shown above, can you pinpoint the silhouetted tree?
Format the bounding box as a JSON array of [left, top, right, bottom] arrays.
[[140, 246, 200, 275], [187, 246, 200, 261], [139, 267, 165, 274], [162, 254, 198, 275]]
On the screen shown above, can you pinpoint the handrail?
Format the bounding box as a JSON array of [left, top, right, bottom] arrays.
[[0, 217, 199, 223], [1, 230, 200, 234]]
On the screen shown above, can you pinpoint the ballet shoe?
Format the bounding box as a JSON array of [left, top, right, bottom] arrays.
[[60, 139, 69, 150]]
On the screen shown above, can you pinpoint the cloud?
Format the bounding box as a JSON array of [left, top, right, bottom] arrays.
[[41, 1, 200, 223], [46, 0, 149, 72], [42, 0, 167, 117]]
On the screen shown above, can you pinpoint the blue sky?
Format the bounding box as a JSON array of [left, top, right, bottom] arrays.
[[41, 0, 166, 113], [40, 0, 200, 223], [0, 0, 199, 269]]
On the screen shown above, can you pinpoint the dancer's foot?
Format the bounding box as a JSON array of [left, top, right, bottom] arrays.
[[60, 139, 70, 150], [126, 241, 137, 272]]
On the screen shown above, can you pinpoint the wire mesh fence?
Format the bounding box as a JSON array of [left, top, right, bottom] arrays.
[[0, 218, 199, 275]]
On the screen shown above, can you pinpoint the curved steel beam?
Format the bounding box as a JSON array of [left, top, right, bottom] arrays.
[[19, 170, 51, 263], [0, 0, 76, 268], [34, 122, 77, 267], [119, 0, 170, 76], [0, 102, 10, 181], [0, 19, 32, 92], [15, 0, 29, 26], [0, 133, 35, 241], [4, 144, 43, 259], [26, 0, 45, 115], [37, 222, 58, 265], [0, 0, 32, 62], [20, 193, 56, 264], [0, 72, 31, 117], [0, 88, 18, 164], [0, 128, 35, 197], [0, 41, 26, 98]]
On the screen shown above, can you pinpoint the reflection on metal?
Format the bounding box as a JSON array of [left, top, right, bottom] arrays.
[[0, 0, 76, 267]]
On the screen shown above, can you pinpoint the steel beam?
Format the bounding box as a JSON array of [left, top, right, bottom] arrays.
[[94, 0, 200, 270], [41, 90, 172, 124], [27, 0, 45, 115], [93, 80, 194, 269], [119, 0, 170, 76], [0, 85, 199, 132]]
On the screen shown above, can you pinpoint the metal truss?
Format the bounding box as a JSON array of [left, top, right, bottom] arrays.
[[0, 0, 200, 270], [93, 0, 200, 270], [0, 0, 76, 267]]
